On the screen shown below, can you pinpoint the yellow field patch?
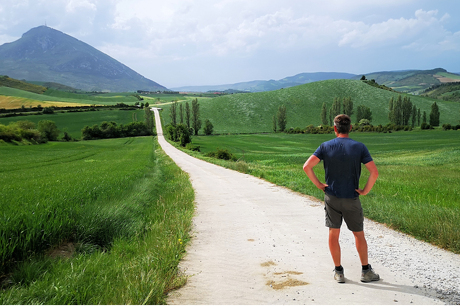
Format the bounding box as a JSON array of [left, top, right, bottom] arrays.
[[434, 74, 460, 83], [0, 96, 92, 109]]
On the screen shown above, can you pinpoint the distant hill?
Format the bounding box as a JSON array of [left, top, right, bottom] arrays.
[[171, 72, 356, 92], [0, 26, 168, 92], [352, 68, 460, 94]]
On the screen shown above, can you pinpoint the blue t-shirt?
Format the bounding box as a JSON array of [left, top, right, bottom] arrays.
[[313, 137, 373, 198]]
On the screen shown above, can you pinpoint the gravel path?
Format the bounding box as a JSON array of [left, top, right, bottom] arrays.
[[152, 108, 460, 305]]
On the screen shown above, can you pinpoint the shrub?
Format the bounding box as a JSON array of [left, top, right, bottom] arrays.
[[442, 123, 452, 130], [203, 119, 213, 135], [205, 148, 237, 161], [185, 143, 200, 151]]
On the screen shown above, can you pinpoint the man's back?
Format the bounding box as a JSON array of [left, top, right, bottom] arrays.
[[314, 137, 372, 198]]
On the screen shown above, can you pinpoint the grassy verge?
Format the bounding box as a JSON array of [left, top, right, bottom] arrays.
[[0, 137, 194, 304], [177, 129, 460, 254]]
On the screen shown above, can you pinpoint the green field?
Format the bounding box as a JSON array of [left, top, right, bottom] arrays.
[[0, 137, 194, 304], [0, 109, 147, 139], [182, 129, 460, 253], [160, 79, 460, 134]]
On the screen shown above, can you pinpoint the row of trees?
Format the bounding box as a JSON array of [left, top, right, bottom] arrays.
[[317, 95, 441, 129], [169, 98, 204, 135], [82, 107, 155, 140], [388, 95, 440, 127], [166, 99, 215, 147], [320, 97, 373, 126], [0, 120, 61, 143]]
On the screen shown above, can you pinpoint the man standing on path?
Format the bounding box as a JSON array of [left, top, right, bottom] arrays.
[[303, 114, 380, 283]]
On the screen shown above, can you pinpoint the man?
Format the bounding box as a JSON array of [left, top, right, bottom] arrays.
[[303, 114, 380, 283]]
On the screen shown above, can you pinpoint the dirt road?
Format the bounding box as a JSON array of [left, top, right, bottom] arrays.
[[152, 108, 459, 305]]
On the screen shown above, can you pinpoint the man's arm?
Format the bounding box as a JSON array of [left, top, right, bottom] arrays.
[[355, 161, 379, 196], [303, 155, 328, 191]]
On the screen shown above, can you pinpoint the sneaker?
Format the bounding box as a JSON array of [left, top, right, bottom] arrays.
[[361, 265, 380, 282], [334, 268, 345, 283]]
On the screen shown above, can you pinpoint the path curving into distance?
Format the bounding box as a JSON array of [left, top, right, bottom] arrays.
[[152, 108, 459, 305]]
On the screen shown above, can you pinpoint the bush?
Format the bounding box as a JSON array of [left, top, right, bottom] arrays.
[[185, 143, 201, 151], [203, 119, 213, 135], [205, 148, 237, 161], [37, 120, 60, 141], [421, 122, 433, 130], [442, 123, 452, 130]]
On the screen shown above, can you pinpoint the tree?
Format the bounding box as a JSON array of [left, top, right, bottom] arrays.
[[330, 97, 341, 119], [356, 105, 372, 123], [185, 101, 191, 128], [144, 107, 154, 134], [422, 111, 427, 124], [179, 104, 184, 124], [37, 120, 59, 141], [402, 96, 412, 126], [417, 108, 421, 126], [429, 102, 440, 126], [191, 98, 201, 135], [272, 115, 277, 132], [170, 101, 178, 126], [203, 119, 214, 135], [342, 97, 353, 117], [320, 102, 328, 125], [388, 97, 394, 123], [277, 105, 287, 132], [394, 95, 403, 125], [411, 105, 417, 127]]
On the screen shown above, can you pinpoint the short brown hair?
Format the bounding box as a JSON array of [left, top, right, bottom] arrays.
[[334, 114, 351, 134]]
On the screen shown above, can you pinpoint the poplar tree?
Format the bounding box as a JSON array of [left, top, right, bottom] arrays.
[[179, 104, 184, 124], [342, 97, 354, 117], [191, 98, 201, 135], [170, 101, 177, 126], [144, 107, 154, 133], [277, 105, 287, 132], [185, 101, 191, 128], [321, 102, 328, 125], [429, 102, 440, 126]]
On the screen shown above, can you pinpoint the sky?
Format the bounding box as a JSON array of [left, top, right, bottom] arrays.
[[1, 0, 460, 88]]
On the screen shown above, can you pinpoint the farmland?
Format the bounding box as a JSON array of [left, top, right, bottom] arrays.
[[1, 77, 460, 303], [0, 137, 194, 304], [180, 129, 460, 254]]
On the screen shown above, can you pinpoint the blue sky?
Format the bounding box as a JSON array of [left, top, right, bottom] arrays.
[[1, 0, 460, 88]]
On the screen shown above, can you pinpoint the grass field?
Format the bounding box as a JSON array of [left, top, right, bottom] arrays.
[[182, 129, 460, 254], [0, 109, 146, 139], [160, 79, 460, 134], [0, 137, 194, 304]]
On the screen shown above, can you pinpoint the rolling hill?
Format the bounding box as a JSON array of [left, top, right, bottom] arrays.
[[0, 26, 167, 92], [163, 79, 460, 134], [352, 68, 460, 94]]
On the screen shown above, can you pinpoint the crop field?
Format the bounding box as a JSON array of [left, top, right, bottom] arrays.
[[0, 109, 146, 139], [0, 137, 194, 304], [184, 129, 460, 253]]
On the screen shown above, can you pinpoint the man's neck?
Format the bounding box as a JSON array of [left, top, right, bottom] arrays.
[[336, 133, 349, 138]]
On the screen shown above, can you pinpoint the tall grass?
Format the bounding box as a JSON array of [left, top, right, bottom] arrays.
[[184, 130, 460, 253], [0, 137, 195, 304]]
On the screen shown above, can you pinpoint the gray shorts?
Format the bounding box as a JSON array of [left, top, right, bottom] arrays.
[[324, 193, 364, 232]]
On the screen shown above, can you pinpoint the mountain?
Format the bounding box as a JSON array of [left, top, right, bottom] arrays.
[[0, 26, 167, 92], [351, 68, 460, 94], [171, 72, 356, 92]]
